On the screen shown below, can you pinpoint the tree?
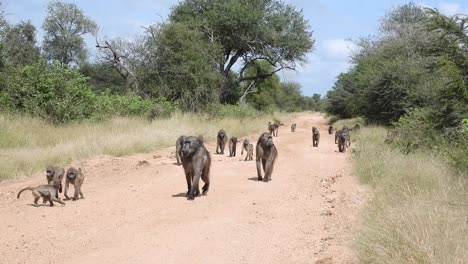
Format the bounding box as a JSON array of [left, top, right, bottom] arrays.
[[170, 0, 314, 101], [2, 21, 40, 67], [42, 1, 97, 67]]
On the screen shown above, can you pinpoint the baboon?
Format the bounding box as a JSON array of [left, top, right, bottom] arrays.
[[181, 136, 211, 200], [216, 129, 228, 154], [245, 144, 254, 161], [255, 132, 278, 182], [228, 137, 238, 157], [241, 139, 250, 156], [354, 124, 360, 131], [338, 130, 349, 153], [17, 182, 65, 207], [268, 122, 275, 135], [335, 129, 339, 144], [175, 135, 186, 165], [291, 123, 296, 132], [46, 166, 65, 198], [273, 123, 279, 137], [328, 125, 333, 135], [64, 167, 85, 200], [342, 126, 351, 147], [312, 126, 320, 147]]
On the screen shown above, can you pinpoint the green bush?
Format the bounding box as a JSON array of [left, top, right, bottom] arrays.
[[148, 97, 178, 119], [95, 94, 153, 117], [204, 103, 260, 119], [3, 60, 97, 123]]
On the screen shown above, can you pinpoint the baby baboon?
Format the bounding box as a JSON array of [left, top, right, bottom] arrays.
[[312, 126, 320, 147], [328, 125, 333, 135], [241, 139, 250, 156], [255, 132, 278, 182], [245, 143, 254, 161], [175, 135, 186, 165], [46, 166, 65, 198], [17, 182, 65, 207], [228, 137, 238, 157], [64, 167, 85, 200], [181, 136, 211, 200], [216, 129, 228, 154], [291, 123, 296, 132], [338, 131, 349, 153]]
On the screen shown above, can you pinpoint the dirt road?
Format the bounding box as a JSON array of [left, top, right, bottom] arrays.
[[0, 113, 366, 264]]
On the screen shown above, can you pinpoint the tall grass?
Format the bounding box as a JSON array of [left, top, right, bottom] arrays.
[[353, 126, 467, 263], [0, 112, 294, 180]]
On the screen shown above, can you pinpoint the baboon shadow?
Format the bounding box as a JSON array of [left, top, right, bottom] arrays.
[[248, 177, 260, 181], [172, 192, 187, 198]]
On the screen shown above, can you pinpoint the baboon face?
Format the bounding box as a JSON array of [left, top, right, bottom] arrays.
[[67, 168, 78, 180], [218, 129, 226, 139], [231, 137, 238, 143], [46, 167, 55, 178], [181, 136, 202, 158], [262, 134, 274, 147]]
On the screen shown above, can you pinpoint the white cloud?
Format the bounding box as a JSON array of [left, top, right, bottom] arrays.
[[322, 39, 357, 60], [438, 2, 462, 15]]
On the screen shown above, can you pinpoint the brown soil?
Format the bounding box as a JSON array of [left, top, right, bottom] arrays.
[[0, 113, 366, 264]]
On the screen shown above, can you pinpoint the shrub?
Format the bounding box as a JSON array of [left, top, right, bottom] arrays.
[[204, 103, 260, 119], [148, 97, 178, 120]]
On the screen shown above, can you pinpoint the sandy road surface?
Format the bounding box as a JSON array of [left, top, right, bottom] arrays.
[[0, 113, 366, 264]]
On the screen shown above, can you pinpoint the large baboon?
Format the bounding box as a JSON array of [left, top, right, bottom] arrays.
[[245, 144, 254, 161], [216, 129, 228, 154], [338, 130, 349, 153], [328, 125, 333, 135], [342, 126, 351, 147], [228, 137, 238, 157], [17, 182, 65, 207], [181, 136, 211, 200], [64, 167, 85, 200], [291, 123, 296, 132], [46, 166, 65, 198], [255, 132, 278, 182], [175, 135, 186, 165], [312, 126, 320, 147]]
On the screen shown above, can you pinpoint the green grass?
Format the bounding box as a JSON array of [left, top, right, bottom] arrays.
[[0, 112, 295, 180], [352, 126, 467, 263]]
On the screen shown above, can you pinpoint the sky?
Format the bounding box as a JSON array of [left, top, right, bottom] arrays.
[[4, 0, 468, 96]]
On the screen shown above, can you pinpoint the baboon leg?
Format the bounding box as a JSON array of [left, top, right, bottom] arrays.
[[216, 144, 220, 154], [188, 171, 202, 200], [256, 159, 263, 181], [221, 143, 225, 154], [49, 199, 54, 207], [264, 156, 276, 182], [245, 154, 248, 161], [80, 191, 84, 199], [73, 186, 81, 200], [42, 197, 48, 204], [185, 172, 192, 196], [34, 196, 40, 207], [262, 159, 266, 171], [201, 171, 210, 195]]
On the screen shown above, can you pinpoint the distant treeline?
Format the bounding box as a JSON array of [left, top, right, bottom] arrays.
[[0, 0, 321, 123], [324, 3, 467, 170]]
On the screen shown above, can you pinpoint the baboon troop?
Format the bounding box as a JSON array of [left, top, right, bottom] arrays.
[[228, 137, 239, 157], [255, 132, 278, 182], [175, 135, 186, 165], [312, 127, 320, 147], [180, 136, 211, 200], [64, 167, 85, 200], [17, 181, 65, 207], [291, 123, 296, 132], [46, 166, 65, 198], [216, 129, 228, 154], [328, 125, 333, 135]]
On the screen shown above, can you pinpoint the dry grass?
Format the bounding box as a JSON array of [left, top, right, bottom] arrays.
[[0, 112, 295, 180], [352, 126, 468, 263]]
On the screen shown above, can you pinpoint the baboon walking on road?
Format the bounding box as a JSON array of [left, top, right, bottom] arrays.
[[46, 166, 65, 198], [338, 131, 349, 153], [328, 125, 333, 135], [228, 137, 238, 157], [241, 139, 250, 156], [245, 144, 254, 161], [17, 182, 65, 207], [181, 136, 211, 200], [312, 127, 320, 147], [291, 123, 296, 132], [216, 129, 228, 154], [256, 132, 278, 182], [64, 167, 85, 200]]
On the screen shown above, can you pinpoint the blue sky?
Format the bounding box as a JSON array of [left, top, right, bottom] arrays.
[[4, 0, 468, 96]]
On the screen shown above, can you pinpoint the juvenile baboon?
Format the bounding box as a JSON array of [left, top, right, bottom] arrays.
[[273, 123, 279, 137], [312, 126, 320, 147], [328, 125, 333, 135], [245, 143, 254, 161], [255, 132, 278, 182], [64, 167, 85, 200], [181, 136, 211, 200], [228, 137, 238, 157], [17, 182, 65, 207], [268, 122, 275, 135], [46, 166, 65, 198], [291, 123, 296, 132], [338, 131, 349, 153], [342, 126, 351, 147], [216, 129, 228, 154], [175, 135, 186, 165], [354, 124, 360, 131], [241, 139, 250, 156], [335, 129, 339, 144]]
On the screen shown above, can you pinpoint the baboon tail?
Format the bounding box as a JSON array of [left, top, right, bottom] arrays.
[[17, 187, 34, 199]]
